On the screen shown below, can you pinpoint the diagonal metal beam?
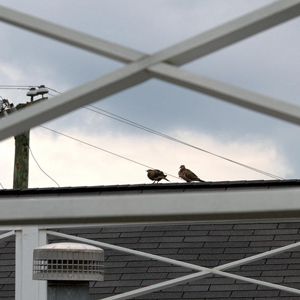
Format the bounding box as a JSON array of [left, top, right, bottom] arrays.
[[1, 0, 299, 65], [149, 0, 300, 66], [48, 229, 300, 298], [149, 63, 300, 125], [215, 239, 300, 271], [0, 1, 299, 142], [0, 5, 145, 63], [213, 269, 300, 296], [0, 62, 151, 141], [100, 271, 211, 300], [0, 230, 15, 242], [48, 231, 209, 272]]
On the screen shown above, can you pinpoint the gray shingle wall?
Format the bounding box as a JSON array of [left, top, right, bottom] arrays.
[[1, 222, 300, 299], [0, 239, 15, 299], [0, 223, 300, 300]]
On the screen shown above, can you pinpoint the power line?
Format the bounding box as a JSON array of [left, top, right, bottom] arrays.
[[46, 87, 61, 94], [0, 85, 35, 87], [38, 125, 179, 180], [29, 146, 60, 187], [0, 87, 31, 90], [47, 87, 284, 180], [2, 85, 284, 180], [85, 105, 284, 180], [0, 183, 4, 189]]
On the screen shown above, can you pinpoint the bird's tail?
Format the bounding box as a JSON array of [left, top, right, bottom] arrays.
[[163, 175, 170, 182]]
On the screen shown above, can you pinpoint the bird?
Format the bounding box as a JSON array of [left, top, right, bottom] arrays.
[[178, 165, 205, 182], [146, 169, 170, 183]]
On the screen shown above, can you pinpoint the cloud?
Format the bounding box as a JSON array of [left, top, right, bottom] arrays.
[[0, 126, 290, 189], [1, 63, 23, 83], [0, 0, 298, 187]]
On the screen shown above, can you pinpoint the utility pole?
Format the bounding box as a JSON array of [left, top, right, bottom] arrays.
[[0, 86, 49, 189], [13, 102, 31, 189], [13, 128, 30, 189]]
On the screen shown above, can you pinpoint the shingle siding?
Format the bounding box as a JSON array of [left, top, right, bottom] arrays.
[[2, 221, 300, 299], [55, 222, 300, 299]]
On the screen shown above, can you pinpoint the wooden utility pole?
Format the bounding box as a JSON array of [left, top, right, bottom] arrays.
[[0, 86, 48, 189], [11, 98, 47, 189], [0, 100, 30, 189], [0, 93, 48, 189], [12, 102, 31, 189], [13, 130, 30, 189]]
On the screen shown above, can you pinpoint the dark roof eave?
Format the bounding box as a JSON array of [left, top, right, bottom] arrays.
[[0, 179, 300, 197]]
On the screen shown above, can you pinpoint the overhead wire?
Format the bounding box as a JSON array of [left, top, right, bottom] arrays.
[[38, 125, 179, 180], [29, 146, 60, 187], [47, 87, 284, 180], [85, 104, 284, 180], [10, 85, 283, 180], [1, 86, 178, 183], [0, 85, 35, 87], [0, 87, 31, 90]]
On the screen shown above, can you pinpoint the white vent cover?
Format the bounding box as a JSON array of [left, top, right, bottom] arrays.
[[33, 243, 104, 281]]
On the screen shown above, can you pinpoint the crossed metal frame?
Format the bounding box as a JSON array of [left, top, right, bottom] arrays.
[[2, 226, 300, 299], [0, 0, 300, 142], [1, 1, 300, 299]]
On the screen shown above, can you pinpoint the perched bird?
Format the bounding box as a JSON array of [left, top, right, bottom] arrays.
[[178, 165, 205, 182], [147, 169, 170, 184]]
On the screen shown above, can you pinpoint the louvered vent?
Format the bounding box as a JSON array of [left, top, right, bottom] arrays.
[[33, 243, 104, 281]]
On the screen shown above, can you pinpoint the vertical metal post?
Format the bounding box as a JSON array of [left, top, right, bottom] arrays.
[[15, 227, 47, 300], [13, 130, 30, 189]]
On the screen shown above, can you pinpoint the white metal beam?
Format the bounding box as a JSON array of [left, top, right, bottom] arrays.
[[0, 230, 15, 242], [15, 227, 47, 300], [0, 62, 151, 141], [0, 5, 144, 63], [1, 188, 300, 226], [99, 271, 211, 300], [215, 239, 300, 271], [0, 1, 299, 141], [1, 0, 299, 65], [213, 269, 300, 296], [48, 229, 300, 298], [149, 63, 300, 125], [2, 57, 300, 143], [48, 231, 209, 272], [151, 0, 300, 65]]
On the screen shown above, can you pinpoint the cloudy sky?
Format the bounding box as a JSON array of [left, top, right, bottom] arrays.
[[0, 0, 299, 188]]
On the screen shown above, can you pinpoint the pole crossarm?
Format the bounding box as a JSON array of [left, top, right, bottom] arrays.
[[0, 0, 299, 141]]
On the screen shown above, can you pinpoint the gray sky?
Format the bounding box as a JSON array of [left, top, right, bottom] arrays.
[[0, 0, 299, 188]]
